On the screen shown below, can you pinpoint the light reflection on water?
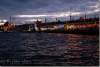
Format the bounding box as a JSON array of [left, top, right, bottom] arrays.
[[0, 32, 99, 66]]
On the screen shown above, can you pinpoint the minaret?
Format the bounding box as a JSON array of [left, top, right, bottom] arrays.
[[84, 8, 87, 20], [45, 17, 47, 23], [69, 8, 72, 21], [9, 16, 12, 23], [56, 18, 58, 22]]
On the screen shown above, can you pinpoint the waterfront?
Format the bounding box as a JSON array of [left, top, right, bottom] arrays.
[[0, 32, 99, 66]]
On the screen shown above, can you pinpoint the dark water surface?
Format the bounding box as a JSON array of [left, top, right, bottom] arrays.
[[0, 32, 99, 66]]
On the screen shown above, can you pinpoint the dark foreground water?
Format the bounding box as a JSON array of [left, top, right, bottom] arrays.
[[0, 32, 99, 66]]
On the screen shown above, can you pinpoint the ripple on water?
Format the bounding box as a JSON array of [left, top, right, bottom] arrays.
[[0, 33, 98, 66]]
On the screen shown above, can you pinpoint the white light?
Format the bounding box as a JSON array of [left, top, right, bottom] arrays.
[[93, 9, 100, 12], [71, 12, 82, 16], [3, 20, 7, 22], [24, 19, 42, 22], [15, 15, 47, 18], [0, 19, 7, 22]]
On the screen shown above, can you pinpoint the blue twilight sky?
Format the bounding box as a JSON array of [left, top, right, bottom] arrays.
[[0, 0, 99, 23]]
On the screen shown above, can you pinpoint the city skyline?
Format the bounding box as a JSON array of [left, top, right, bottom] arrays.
[[0, 0, 99, 24]]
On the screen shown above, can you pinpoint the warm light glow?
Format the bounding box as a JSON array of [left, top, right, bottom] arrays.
[[0, 23, 5, 25]]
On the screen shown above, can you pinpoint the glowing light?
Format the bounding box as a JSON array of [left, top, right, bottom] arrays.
[[15, 15, 47, 18], [3, 20, 7, 22], [89, 5, 99, 8], [93, 9, 100, 12], [0, 23, 5, 25], [71, 12, 82, 16], [24, 19, 42, 22], [0, 19, 7, 22]]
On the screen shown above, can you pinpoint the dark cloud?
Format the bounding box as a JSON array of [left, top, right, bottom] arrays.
[[14, 0, 33, 3], [0, 0, 99, 19]]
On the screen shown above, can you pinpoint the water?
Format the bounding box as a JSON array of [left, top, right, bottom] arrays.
[[0, 32, 99, 66]]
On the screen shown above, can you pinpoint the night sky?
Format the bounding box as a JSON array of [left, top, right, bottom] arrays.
[[0, 0, 99, 24]]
